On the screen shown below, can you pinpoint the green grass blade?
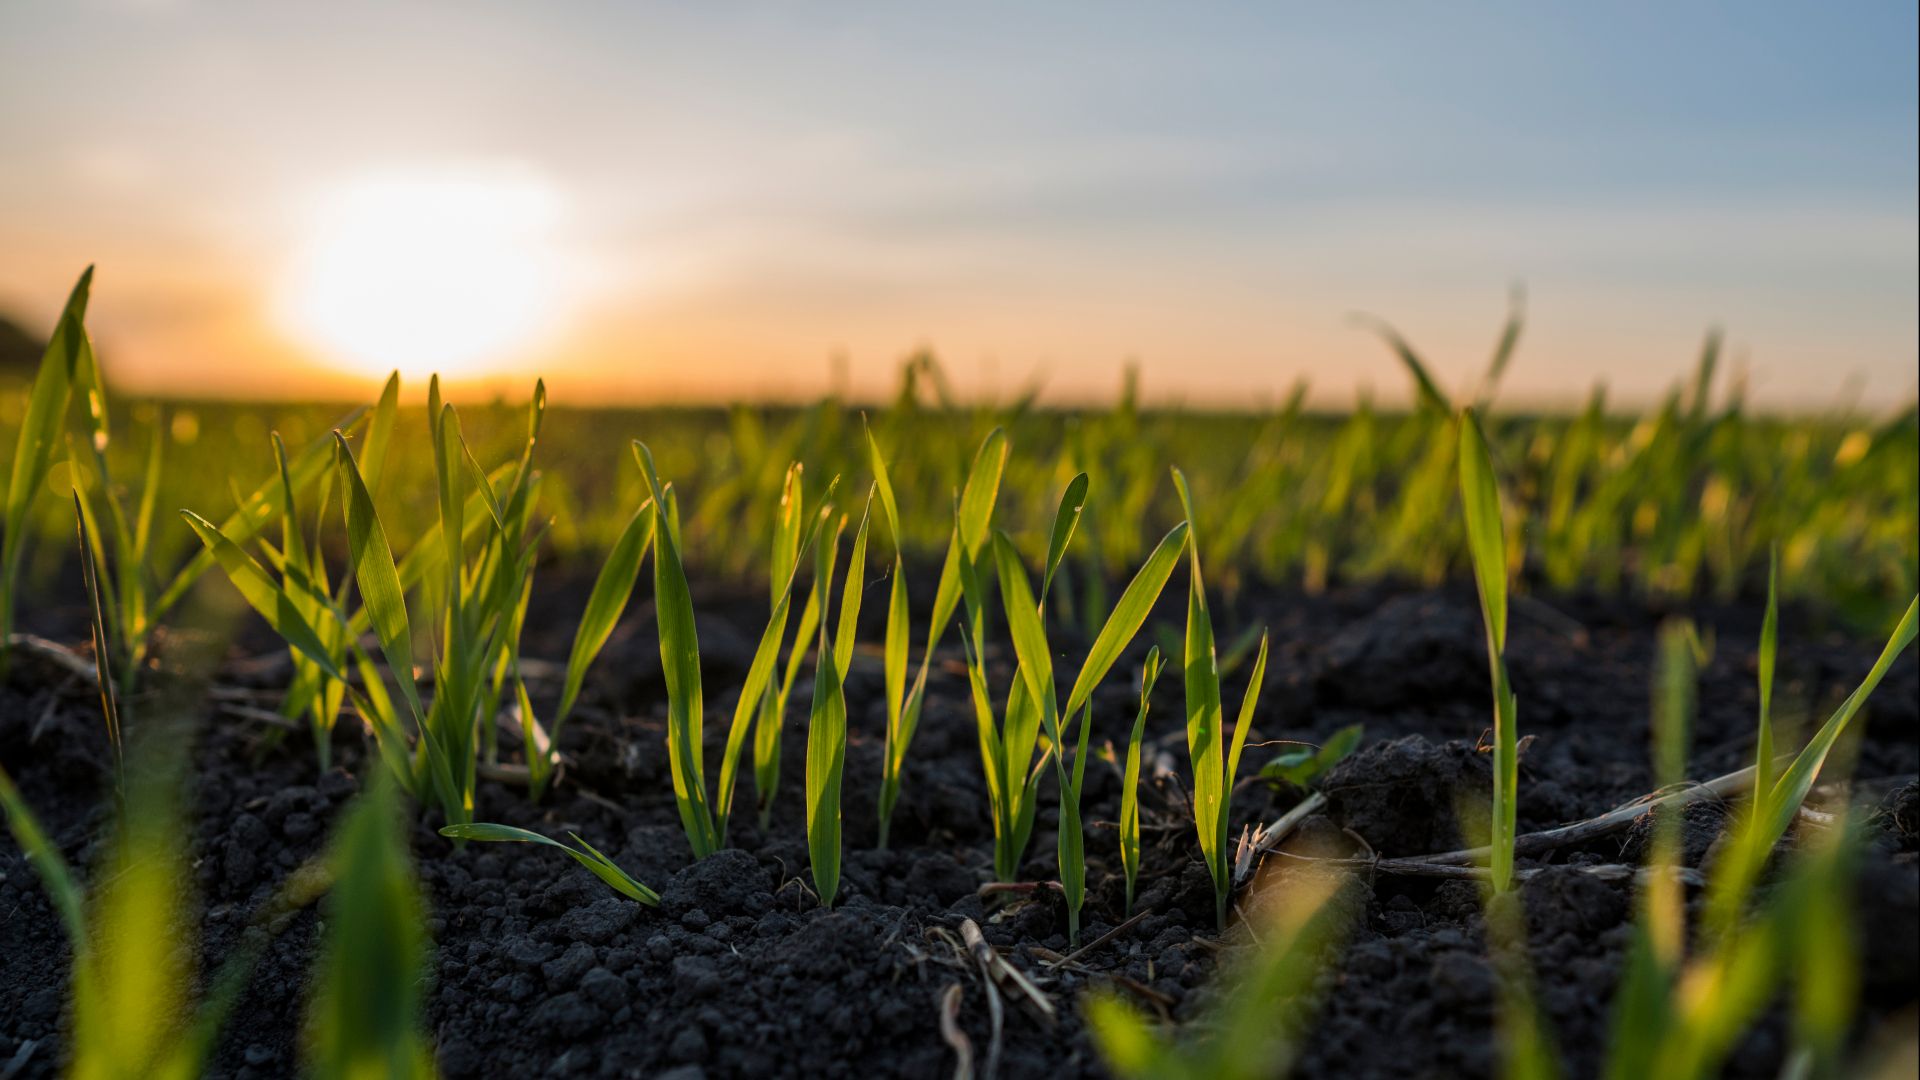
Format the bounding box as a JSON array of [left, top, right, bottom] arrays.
[[992, 530, 1055, 712], [717, 485, 842, 841], [1459, 407, 1519, 892], [0, 763, 88, 947], [332, 434, 423, 724], [717, 588, 797, 840], [771, 463, 807, 606], [1759, 597, 1917, 850], [1120, 647, 1163, 915], [357, 372, 402, 491], [1062, 520, 1188, 720], [72, 493, 121, 777], [1059, 700, 1092, 943], [864, 421, 902, 551], [153, 407, 367, 625], [449, 406, 506, 533], [1172, 466, 1228, 924], [833, 494, 873, 679], [923, 429, 1011, 649], [4, 267, 89, 554], [131, 417, 163, 589], [1357, 312, 1452, 415], [1755, 548, 1779, 792], [179, 510, 345, 682], [1041, 472, 1089, 602], [1, 268, 90, 656], [805, 512, 850, 905], [439, 823, 660, 904], [1224, 631, 1270, 786], [555, 500, 655, 726], [633, 441, 716, 856], [957, 428, 1009, 557], [309, 779, 434, 1079], [1458, 409, 1508, 652]]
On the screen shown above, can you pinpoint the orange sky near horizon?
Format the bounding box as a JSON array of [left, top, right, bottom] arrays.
[[2, 4, 1914, 413]]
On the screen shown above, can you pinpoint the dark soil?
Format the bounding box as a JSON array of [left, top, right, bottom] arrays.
[[3, 576, 1915, 1079]]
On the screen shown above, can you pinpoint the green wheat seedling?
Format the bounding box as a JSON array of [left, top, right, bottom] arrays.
[[1668, 834, 1869, 1080], [1593, 605, 1895, 1080], [186, 377, 546, 821], [752, 463, 826, 829], [0, 268, 91, 676], [804, 492, 872, 906], [1585, 580, 1912, 1080], [0, 745, 308, 1080], [633, 440, 838, 858], [10, 762, 202, 1079], [1086, 867, 1350, 1080], [873, 426, 1009, 847], [1458, 406, 1520, 892], [1604, 618, 1702, 1080], [261, 377, 400, 769], [308, 777, 435, 1079], [977, 474, 1188, 939], [1171, 466, 1270, 928], [439, 822, 659, 904], [328, 380, 550, 824], [34, 267, 373, 703], [72, 491, 123, 788], [1118, 646, 1164, 916], [1703, 557, 1918, 942]]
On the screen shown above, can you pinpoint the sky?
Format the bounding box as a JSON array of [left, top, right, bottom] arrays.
[[1, 2, 1914, 410]]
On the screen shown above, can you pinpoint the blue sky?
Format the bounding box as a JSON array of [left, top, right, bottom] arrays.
[[1, 2, 1913, 407]]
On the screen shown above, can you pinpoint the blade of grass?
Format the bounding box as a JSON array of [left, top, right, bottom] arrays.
[[1119, 647, 1164, 915], [308, 778, 434, 1079], [1, 268, 91, 666], [1459, 407, 1519, 893], [633, 441, 718, 857], [440, 823, 659, 904], [1171, 467, 1230, 926], [1062, 521, 1189, 721]]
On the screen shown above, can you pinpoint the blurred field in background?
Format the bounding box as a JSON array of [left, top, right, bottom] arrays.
[[5, 351, 1913, 628]]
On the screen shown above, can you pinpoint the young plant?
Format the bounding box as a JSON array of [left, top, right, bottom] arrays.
[[752, 463, 823, 828], [72, 492, 123, 784], [1594, 598, 1905, 1080], [308, 777, 435, 1079], [186, 378, 545, 821], [1705, 559, 1918, 940], [1118, 646, 1164, 916], [1170, 466, 1270, 928], [0, 745, 299, 1078], [336, 383, 548, 825], [0, 268, 90, 675], [1259, 724, 1364, 790], [872, 426, 1008, 847], [53, 277, 373, 705], [632, 441, 836, 857], [980, 474, 1189, 941], [1458, 406, 1520, 892], [1606, 618, 1700, 1080], [266, 376, 400, 769], [1086, 867, 1349, 1080], [439, 822, 658, 904], [804, 493, 872, 906]]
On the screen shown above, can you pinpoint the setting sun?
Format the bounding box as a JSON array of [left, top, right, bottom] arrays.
[[275, 165, 570, 382]]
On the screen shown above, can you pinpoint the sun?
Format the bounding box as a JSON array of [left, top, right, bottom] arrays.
[[276, 165, 570, 381]]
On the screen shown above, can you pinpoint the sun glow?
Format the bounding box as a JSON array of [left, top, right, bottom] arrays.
[[276, 165, 570, 381]]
